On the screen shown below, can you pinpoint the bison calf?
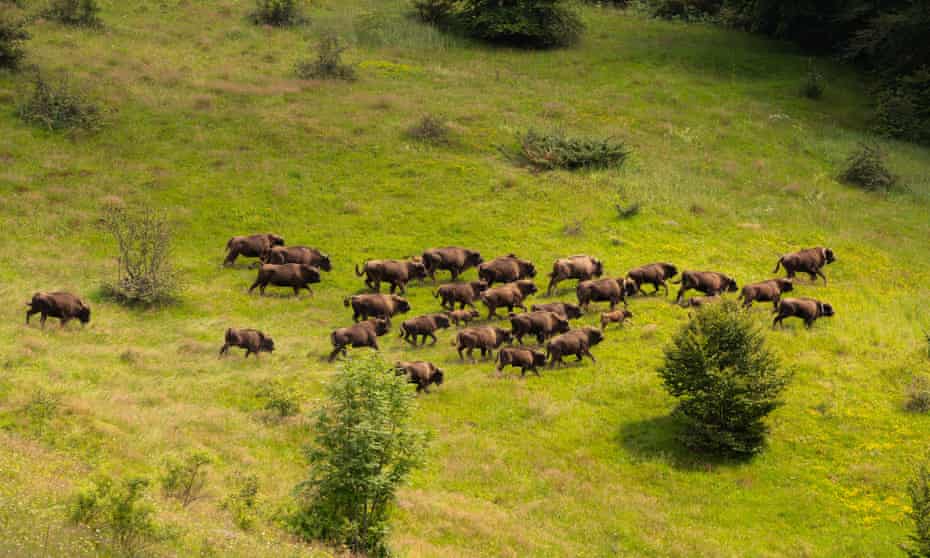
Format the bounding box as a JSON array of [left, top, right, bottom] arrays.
[[530, 302, 583, 320], [395, 361, 445, 393], [445, 309, 480, 327], [25, 292, 90, 328], [453, 326, 512, 362], [739, 278, 793, 308], [220, 328, 275, 358], [673, 271, 738, 304], [774, 247, 836, 285], [600, 309, 632, 330], [329, 319, 390, 361], [773, 298, 835, 329], [398, 314, 452, 346], [683, 295, 722, 308], [496, 347, 547, 377]]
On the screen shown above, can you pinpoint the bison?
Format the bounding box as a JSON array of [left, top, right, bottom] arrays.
[[421, 247, 484, 282], [496, 347, 547, 377], [224, 233, 284, 266], [329, 319, 390, 361], [576, 278, 633, 311], [249, 263, 321, 297], [739, 278, 794, 308], [546, 255, 604, 295], [530, 302, 584, 320], [395, 361, 445, 393], [219, 328, 274, 358], [453, 326, 512, 361], [261, 246, 331, 272], [398, 313, 452, 346], [344, 294, 411, 323], [445, 309, 480, 327], [673, 271, 738, 304], [25, 292, 90, 328], [773, 298, 835, 329], [356, 258, 427, 294], [625, 263, 679, 296], [508, 311, 570, 344], [434, 280, 488, 310], [774, 247, 836, 285], [480, 280, 538, 319], [683, 295, 722, 308], [546, 327, 604, 367], [477, 254, 537, 286], [600, 309, 633, 330]]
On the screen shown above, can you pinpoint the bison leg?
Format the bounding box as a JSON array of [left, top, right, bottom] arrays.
[[583, 348, 596, 363], [60, 316, 71, 328], [328, 345, 344, 362], [816, 270, 827, 285], [223, 249, 239, 266], [546, 277, 559, 296], [428, 332, 438, 345], [248, 280, 261, 294], [457, 346, 465, 360], [807, 272, 818, 283], [26, 308, 38, 324], [675, 286, 687, 304], [772, 315, 784, 328], [486, 306, 496, 320], [293, 286, 301, 297], [805, 318, 814, 329], [219, 343, 230, 357], [40, 313, 48, 328]]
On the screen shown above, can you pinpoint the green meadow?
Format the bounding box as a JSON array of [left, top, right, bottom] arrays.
[[1, 0, 929, 555]]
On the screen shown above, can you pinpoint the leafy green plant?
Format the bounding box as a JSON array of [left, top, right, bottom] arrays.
[[294, 34, 356, 81], [658, 300, 789, 455], [801, 59, 825, 99], [839, 143, 897, 192], [256, 379, 300, 418], [0, 13, 29, 69], [70, 475, 158, 556], [44, 0, 101, 27], [222, 471, 260, 531], [17, 73, 101, 131], [517, 129, 629, 171], [412, 0, 457, 24], [24, 388, 59, 432], [906, 456, 930, 557], [160, 451, 211, 507], [458, 0, 584, 48], [406, 114, 451, 144], [250, 0, 303, 26], [291, 356, 426, 557]]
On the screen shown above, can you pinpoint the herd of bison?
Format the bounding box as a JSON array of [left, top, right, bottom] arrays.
[[24, 233, 837, 393]]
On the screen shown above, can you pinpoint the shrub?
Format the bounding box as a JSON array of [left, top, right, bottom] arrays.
[[100, 204, 181, 307], [70, 475, 158, 556], [657, 300, 789, 455], [160, 451, 211, 507], [412, 0, 457, 24], [801, 60, 825, 99], [291, 356, 426, 557], [906, 456, 930, 557], [0, 14, 29, 69], [908, 374, 930, 414], [17, 73, 101, 131], [24, 388, 59, 432], [44, 0, 101, 27], [838, 143, 897, 192], [873, 68, 930, 145], [615, 202, 641, 219], [406, 114, 451, 144], [294, 34, 356, 81], [250, 0, 303, 26], [222, 471, 259, 531], [458, 0, 584, 48], [651, 0, 721, 20], [517, 129, 629, 171], [256, 379, 300, 418]]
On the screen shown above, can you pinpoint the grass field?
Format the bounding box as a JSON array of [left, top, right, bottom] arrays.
[[1, 0, 930, 556]]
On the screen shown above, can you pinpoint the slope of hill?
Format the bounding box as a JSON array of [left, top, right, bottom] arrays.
[[1, 1, 929, 556]]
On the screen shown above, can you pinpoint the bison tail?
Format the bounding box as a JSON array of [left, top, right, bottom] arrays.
[[342, 296, 351, 307], [225, 237, 234, 251], [773, 257, 783, 274]]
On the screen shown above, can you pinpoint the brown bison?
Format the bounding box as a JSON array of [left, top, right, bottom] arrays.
[[329, 319, 390, 361], [576, 278, 633, 311], [261, 246, 331, 272], [477, 254, 537, 286], [344, 294, 411, 323], [480, 280, 538, 319], [249, 263, 321, 297], [219, 328, 275, 358], [600, 309, 633, 330], [625, 263, 679, 296], [773, 298, 835, 329], [530, 302, 584, 320], [421, 247, 484, 282], [434, 280, 488, 310], [673, 271, 738, 304], [683, 295, 722, 308], [496, 347, 547, 377], [546, 255, 604, 295], [395, 361, 445, 393], [398, 313, 452, 345], [739, 278, 794, 308], [25, 292, 90, 328], [546, 327, 605, 367], [774, 247, 836, 285], [445, 309, 481, 327], [453, 326, 512, 361], [224, 233, 285, 266], [508, 311, 570, 344], [356, 259, 427, 294]]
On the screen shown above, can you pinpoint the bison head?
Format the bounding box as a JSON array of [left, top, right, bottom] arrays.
[[433, 314, 452, 329], [268, 234, 285, 247], [532, 350, 547, 367], [431, 368, 445, 386], [495, 328, 513, 345], [466, 251, 484, 267], [563, 303, 583, 320], [819, 302, 835, 317], [661, 263, 679, 279], [516, 280, 537, 296], [775, 279, 794, 293], [621, 278, 638, 296], [373, 319, 390, 336], [408, 261, 428, 280], [622, 310, 633, 320], [392, 296, 411, 314], [522, 261, 538, 278], [300, 265, 322, 283], [77, 305, 91, 324], [592, 259, 604, 278], [471, 280, 489, 293], [260, 335, 275, 353], [724, 276, 739, 292], [554, 317, 570, 334], [824, 248, 836, 264], [318, 253, 332, 272], [586, 327, 605, 346]]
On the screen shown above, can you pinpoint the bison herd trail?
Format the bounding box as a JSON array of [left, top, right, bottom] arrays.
[[25, 235, 838, 390]]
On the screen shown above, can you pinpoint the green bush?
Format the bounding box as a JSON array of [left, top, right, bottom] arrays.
[[801, 60, 825, 99], [907, 374, 930, 414], [517, 129, 629, 171], [873, 68, 930, 145], [70, 475, 158, 556], [0, 14, 29, 69], [44, 0, 101, 27], [160, 451, 211, 507], [294, 34, 356, 81], [250, 0, 303, 26], [17, 73, 101, 132], [651, 0, 721, 20], [838, 143, 897, 192], [256, 379, 300, 417], [222, 471, 260, 531], [658, 301, 789, 455], [906, 456, 930, 557], [412, 0, 457, 24], [291, 356, 426, 557], [406, 114, 451, 144], [458, 0, 584, 48]]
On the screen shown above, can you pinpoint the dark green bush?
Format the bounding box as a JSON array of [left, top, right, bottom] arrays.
[[517, 129, 629, 171], [45, 0, 101, 27], [17, 73, 101, 131], [412, 0, 457, 24], [223, 471, 259, 531], [160, 451, 211, 507], [906, 374, 930, 414], [294, 34, 356, 81], [250, 0, 303, 26], [0, 14, 28, 69], [801, 60, 825, 99], [256, 379, 300, 417], [291, 356, 426, 557], [657, 301, 789, 455], [651, 0, 721, 20], [458, 0, 584, 48], [839, 143, 897, 192], [71, 475, 158, 556], [406, 114, 452, 144], [873, 68, 930, 144], [906, 456, 930, 557]]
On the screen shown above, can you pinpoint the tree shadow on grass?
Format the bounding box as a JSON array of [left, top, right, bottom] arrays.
[[617, 413, 752, 472]]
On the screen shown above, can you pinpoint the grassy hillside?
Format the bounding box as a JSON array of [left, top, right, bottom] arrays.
[[2, 1, 930, 556]]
